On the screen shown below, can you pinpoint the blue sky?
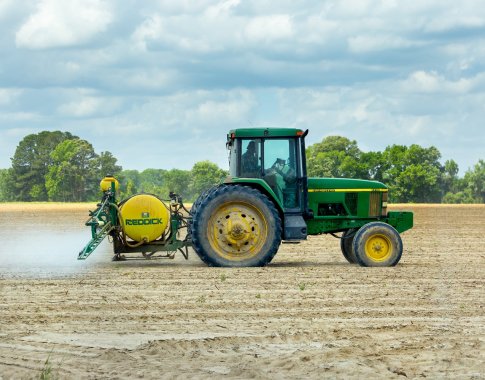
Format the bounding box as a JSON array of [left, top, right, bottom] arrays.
[[0, 0, 484, 174]]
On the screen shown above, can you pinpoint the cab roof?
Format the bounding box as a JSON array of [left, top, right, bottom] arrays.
[[227, 128, 304, 139]]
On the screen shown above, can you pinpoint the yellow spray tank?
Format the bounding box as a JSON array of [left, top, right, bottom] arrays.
[[79, 176, 188, 261], [119, 194, 170, 243], [100, 176, 119, 192]]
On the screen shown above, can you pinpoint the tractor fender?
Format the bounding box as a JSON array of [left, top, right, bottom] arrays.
[[224, 178, 285, 212]]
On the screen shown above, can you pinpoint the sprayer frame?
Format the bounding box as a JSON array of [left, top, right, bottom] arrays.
[[78, 182, 192, 261]]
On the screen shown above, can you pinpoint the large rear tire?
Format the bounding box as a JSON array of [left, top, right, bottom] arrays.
[[188, 186, 219, 239], [191, 185, 282, 267], [352, 222, 403, 267], [190, 187, 218, 216]]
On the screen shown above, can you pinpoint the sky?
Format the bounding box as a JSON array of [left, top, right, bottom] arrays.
[[0, 0, 484, 174]]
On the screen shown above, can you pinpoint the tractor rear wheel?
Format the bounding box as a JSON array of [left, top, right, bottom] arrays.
[[190, 186, 218, 216], [352, 222, 403, 267], [191, 185, 282, 267], [340, 228, 358, 264], [188, 186, 219, 239]]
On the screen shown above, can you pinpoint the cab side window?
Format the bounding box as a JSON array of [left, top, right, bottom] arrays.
[[240, 139, 261, 177]]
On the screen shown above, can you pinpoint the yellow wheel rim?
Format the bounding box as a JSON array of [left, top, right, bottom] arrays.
[[365, 234, 392, 262], [207, 201, 268, 261]]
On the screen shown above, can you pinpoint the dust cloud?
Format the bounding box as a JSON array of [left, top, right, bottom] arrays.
[[0, 204, 109, 277]]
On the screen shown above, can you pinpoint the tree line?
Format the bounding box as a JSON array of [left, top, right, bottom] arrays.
[[0, 131, 227, 203], [306, 136, 484, 203], [0, 131, 483, 203]]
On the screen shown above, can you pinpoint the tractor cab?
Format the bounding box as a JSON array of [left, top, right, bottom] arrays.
[[226, 128, 308, 212], [226, 128, 309, 241]]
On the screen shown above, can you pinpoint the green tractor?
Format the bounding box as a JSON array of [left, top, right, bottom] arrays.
[[79, 128, 413, 267]]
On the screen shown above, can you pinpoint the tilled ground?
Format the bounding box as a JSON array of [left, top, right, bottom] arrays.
[[0, 204, 484, 379]]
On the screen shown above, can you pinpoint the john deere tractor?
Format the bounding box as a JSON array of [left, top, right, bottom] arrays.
[[79, 128, 413, 267]]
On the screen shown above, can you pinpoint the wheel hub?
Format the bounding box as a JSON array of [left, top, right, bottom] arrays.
[[365, 235, 392, 262], [224, 218, 253, 248], [207, 202, 268, 260], [230, 222, 245, 239]]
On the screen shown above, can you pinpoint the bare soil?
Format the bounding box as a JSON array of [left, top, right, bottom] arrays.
[[0, 204, 484, 379]]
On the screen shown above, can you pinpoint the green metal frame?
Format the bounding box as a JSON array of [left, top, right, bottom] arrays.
[[78, 184, 117, 260], [78, 182, 192, 260]]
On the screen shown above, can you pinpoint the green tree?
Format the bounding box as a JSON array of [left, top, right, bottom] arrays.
[[465, 159, 485, 203], [45, 139, 99, 201], [0, 169, 6, 201], [139, 169, 167, 194], [190, 161, 227, 198], [361, 151, 385, 182], [382, 144, 443, 203], [96, 151, 122, 179], [161, 169, 192, 200], [0, 169, 14, 201], [393, 164, 442, 203], [442, 188, 475, 204], [442, 159, 460, 195], [9, 131, 77, 201], [118, 170, 141, 199], [306, 136, 368, 178]]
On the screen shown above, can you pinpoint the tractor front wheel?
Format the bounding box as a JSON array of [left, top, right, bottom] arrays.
[[340, 228, 358, 264], [352, 222, 403, 267], [191, 185, 282, 267]]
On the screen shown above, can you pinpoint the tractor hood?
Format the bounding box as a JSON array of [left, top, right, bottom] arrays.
[[307, 177, 388, 191]]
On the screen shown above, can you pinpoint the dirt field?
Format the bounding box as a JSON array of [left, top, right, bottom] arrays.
[[0, 203, 484, 379]]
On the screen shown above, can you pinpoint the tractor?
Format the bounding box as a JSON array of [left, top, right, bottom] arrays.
[[79, 128, 413, 267]]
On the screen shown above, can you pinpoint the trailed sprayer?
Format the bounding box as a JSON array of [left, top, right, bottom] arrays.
[[79, 128, 413, 267]]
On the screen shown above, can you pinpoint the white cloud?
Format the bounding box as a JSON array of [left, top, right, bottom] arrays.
[[131, 13, 224, 54], [0, 0, 14, 18], [131, 14, 163, 51], [244, 15, 294, 43], [0, 88, 22, 105], [402, 71, 477, 94], [425, 13, 485, 33], [141, 89, 255, 129], [0, 112, 39, 122], [56, 88, 122, 118], [301, 16, 339, 44], [404, 71, 441, 93], [122, 69, 179, 90], [58, 98, 102, 117], [205, 0, 240, 19], [330, 0, 375, 17], [3, 127, 38, 137], [16, 0, 113, 49], [151, 0, 215, 15], [188, 92, 256, 125], [348, 34, 422, 53]]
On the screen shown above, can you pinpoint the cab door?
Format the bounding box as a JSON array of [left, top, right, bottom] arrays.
[[262, 138, 302, 211]]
